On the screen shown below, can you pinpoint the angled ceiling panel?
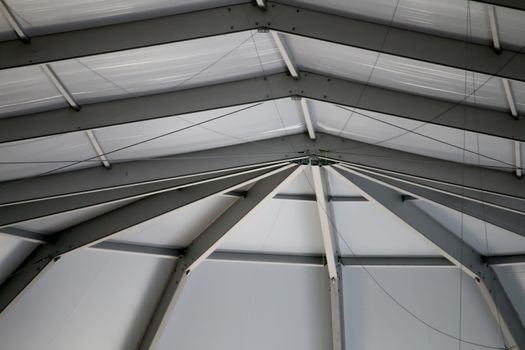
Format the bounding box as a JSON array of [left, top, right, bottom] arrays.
[[0, 131, 99, 182], [310, 99, 516, 171], [0, 13, 15, 41], [0, 65, 67, 118], [414, 200, 525, 256], [49, 31, 284, 106], [3, 0, 247, 37], [277, 165, 315, 195], [220, 197, 324, 255], [0, 235, 37, 285], [493, 264, 525, 324], [343, 266, 506, 349], [12, 198, 137, 234], [332, 201, 439, 256], [93, 98, 304, 162], [284, 33, 521, 112], [111, 195, 237, 247], [157, 260, 331, 350], [0, 249, 175, 350], [326, 167, 363, 197]]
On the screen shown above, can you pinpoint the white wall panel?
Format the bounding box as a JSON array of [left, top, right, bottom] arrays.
[[0, 249, 175, 350], [415, 200, 525, 256], [51, 31, 284, 105], [157, 260, 331, 350], [332, 201, 439, 256], [343, 266, 506, 350]]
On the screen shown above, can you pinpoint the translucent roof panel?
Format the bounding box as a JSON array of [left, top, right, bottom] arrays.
[[289, 0, 525, 49], [0, 235, 37, 285], [311, 99, 516, 171], [50, 31, 284, 106], [0, 249, 175, 350], [493, 264, 525, 324], [4, 0, 247, 37], [158, 260, 331, 350], [0, 131, 99, 182], [93, 98, 304, 163], [343, 266, 506, 349], [221, 197, 324, 255], [12, 198, 137, 234], [0, 65, 67, 118], [283, 33, 520, 112], [111, 195, 237, 247], [415, 200, 525, 256]]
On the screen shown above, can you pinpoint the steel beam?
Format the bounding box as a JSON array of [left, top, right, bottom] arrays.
[[343, 165, 525, 238], [1, 3, 525, 81], [138, 164, 299, 350], [0, 162, 290, 227], [0, 164, 290, 316], [2, 72, 524, 146], [311, 164, 344, 350], [331, 165, 525, 350], [2, 133, 525, 212]]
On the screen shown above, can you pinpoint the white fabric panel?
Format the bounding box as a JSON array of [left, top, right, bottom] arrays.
[[93, 99, 304, 162], [4, 0, 245, 37], [415, 200, 525, 256], [326, 166, 362, 196], [221, 198, 324, 255], [289, 0, 525, 49], [0, 131, 99, 182], [278, 165, 315, 195], [51, 31, 284, 105], [111, 195, 237, 247], [332, 201, 439, 256], [310, 99, 516, 170], [0, 65, 66, 118], [0, 235, 36, 284], [493, 264, 525, 324], [343, 266, 506, 350], [157, 260, 331, 350], [13, 198, 136, 234], [0, 249, 175, 350], [285, 34, 511, 111]]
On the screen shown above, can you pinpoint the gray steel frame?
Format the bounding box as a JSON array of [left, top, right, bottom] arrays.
[[1, 2, 524, 80], [0, 164, 289, 316], [1, 72, 523, 145], [332, 165, 525, 350]]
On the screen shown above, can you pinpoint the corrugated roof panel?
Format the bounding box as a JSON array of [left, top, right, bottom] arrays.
[[0, 249, 175, 350], [93, 98, 304, 163], [310, 99, 515, 170], [343, 266, 506, 349], [0, 131, 99, 182], [4, 0, 247, 37], [0, 65, 67, 118], [158, 260, 331, 350], [284, 34, 512, 111], [414, 200, 525, 256], [50, 31, 284, 105]]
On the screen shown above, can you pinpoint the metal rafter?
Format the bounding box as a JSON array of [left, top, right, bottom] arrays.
[[2, 133, 525, 214], [0, 164, 290, 316], [340, 164, 525, 238], [311, 164, 344, 350], [331, 165, 525, 350], [0, 0, 29, 43], [1, 2, 525, 81], [2, 72, 524, 146], [138, 164, 299, 350]]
